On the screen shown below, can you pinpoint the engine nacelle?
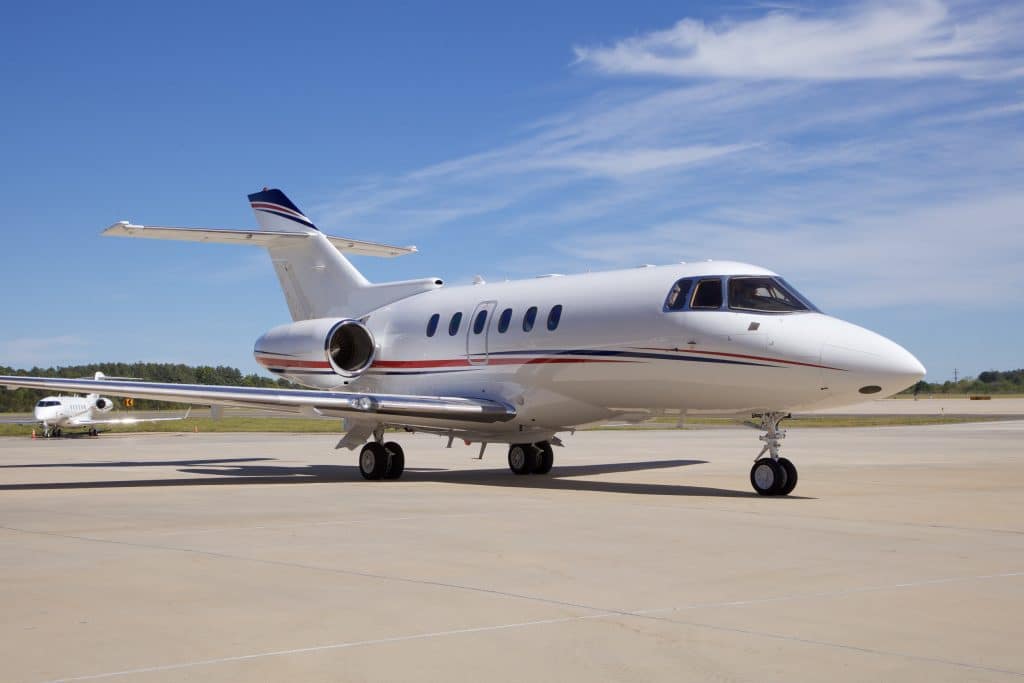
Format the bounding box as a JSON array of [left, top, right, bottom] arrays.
[[254, 318, 376, 388], [93, 397, 114, 413]]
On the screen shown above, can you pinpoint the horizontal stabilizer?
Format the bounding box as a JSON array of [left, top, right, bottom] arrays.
[[103, 222, 417, 258]]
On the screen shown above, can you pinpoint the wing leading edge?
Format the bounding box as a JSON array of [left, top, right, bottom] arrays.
[[0, 376, 516, 424]]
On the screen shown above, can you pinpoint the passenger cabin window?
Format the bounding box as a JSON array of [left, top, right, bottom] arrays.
[[547, 305, 563, 331], [664, 278, 694, 311], [523, 306, 538, 332], [691, 278, 723, 309], [426, 313, 440, 337], [497, 308, 512, 333], [473, 309, 488, 334], [448, 312, 463, 336], [728, 277, 810, 313]]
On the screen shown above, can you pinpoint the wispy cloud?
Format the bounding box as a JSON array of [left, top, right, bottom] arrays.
[[559, 190, 1024, 310], [311, 1, 1024, 317], [573, 0, 1024, 80]]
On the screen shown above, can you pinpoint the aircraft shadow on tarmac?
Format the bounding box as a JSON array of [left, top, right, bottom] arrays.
[[0, 457, 274, 469], [0, 456, 811, 498]]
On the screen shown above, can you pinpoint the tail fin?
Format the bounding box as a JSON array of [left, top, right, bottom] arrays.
[[103, 188, 442, 321], [252, 188, 372, 320], [248, 188, 319, 232]]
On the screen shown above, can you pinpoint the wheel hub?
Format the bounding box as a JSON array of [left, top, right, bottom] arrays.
[[360, 450, 376, 472], [510, 449, 524, 469], [753, 462, 775, 489]]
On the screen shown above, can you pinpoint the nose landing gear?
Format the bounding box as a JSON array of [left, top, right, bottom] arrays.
[[750, 412, 798, 496]]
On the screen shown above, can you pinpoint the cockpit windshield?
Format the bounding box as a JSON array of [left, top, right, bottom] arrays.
[[728, 276, 813, 312], [36, 400, 61, 407], [663, 275, 818, 313]]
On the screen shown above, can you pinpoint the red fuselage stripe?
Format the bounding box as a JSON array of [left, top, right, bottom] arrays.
[[255, 355, 331, 369], [633, 347, 844, 371], [370, 357, 634, 369]]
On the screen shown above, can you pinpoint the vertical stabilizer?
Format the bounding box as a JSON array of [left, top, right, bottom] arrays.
[[247, 189, 372, 321], [248, 188, 320, 232]]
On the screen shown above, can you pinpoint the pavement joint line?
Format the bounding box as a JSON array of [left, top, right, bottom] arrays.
[[631, 501, 1024, 537], [10, 521, 1024, 681], [0, 524, 631, 616], [635, 571, 1024, 615], [42, 613, 617, 682], [625, 611, 1024, 678], [141, 512, 480, 537], [41, 571, 1024, 682]]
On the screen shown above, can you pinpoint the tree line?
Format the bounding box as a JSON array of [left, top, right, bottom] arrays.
[[0, 363, 294, 412], [900, 369, 1024, 396]]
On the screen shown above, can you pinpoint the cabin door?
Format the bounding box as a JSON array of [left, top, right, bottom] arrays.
[[466, 301, 497, 365]]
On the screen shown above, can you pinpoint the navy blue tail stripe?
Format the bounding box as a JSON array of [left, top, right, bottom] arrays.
[[247, 188, 302, 213], [255, 208, 317, 230]]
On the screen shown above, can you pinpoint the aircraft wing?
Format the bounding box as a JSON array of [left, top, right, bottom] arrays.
[[0, 417, 42, 425], [77, 408, 193, 427], [0, 376, 516, 424]]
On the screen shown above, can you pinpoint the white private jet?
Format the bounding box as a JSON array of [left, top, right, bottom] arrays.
[[1, 373, 188, 437], [0, 188, 925, 495]]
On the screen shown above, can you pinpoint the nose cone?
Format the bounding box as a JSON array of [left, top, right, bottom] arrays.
[[822, 319, 926, 398]]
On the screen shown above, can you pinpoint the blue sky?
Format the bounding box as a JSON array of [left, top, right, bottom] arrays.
[[1, 0, 1021, 381]]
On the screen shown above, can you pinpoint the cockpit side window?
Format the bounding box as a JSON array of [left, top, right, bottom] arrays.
[[690, 278, 724, 309], [663, 278, 693, 311], [728, 276, 810, 313]]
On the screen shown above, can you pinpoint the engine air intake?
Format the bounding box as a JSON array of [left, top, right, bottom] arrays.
[[326, 320, 376, 377]]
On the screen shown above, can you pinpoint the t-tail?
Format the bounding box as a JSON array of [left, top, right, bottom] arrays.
[[103, 188, 443, 321]]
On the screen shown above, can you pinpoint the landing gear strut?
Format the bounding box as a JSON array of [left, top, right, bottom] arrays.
[[508, 441, 554, 475], [750, 413, 798, 496]]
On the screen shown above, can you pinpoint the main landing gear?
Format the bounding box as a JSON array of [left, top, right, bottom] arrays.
[[507, 441, 554, 475], [358, 440, 405, 480], [750, 412, 798, 496], [356, 437, 556, 481]]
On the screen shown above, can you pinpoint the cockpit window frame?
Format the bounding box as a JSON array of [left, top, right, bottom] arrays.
[[727, 276, 818, 314], [689, 277, 725, 311], [663, 278, 694, 312]]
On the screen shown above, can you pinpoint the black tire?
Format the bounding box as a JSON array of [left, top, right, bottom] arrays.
[[359, 442, 389, 480], [776, 457, 798, 496], [508, 444, 539, 475], [383, 441, 405, 480], [54, 428, 62, 438], [532, 441, 554, 474], [750, 458, 782, 496]]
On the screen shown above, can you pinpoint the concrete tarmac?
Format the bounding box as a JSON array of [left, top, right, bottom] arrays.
[[1, 423, 1022, 682]]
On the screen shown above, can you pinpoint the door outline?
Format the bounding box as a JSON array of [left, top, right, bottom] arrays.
[[466, 300, 498, 365]]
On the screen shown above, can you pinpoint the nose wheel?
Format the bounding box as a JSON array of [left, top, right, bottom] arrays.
[[751, 413, 798, 496], [750, 456, 797, 496]]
